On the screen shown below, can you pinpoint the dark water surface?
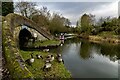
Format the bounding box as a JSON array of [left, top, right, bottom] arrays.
[[50, 38, 119, 78]]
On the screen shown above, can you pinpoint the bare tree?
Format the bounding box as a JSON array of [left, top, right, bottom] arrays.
[[31, 6, 51, 27], [15, 2, 37, 18]]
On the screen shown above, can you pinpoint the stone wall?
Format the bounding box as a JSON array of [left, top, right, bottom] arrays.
[[27, 27, 47, 41], [2, 17, 33, 78]]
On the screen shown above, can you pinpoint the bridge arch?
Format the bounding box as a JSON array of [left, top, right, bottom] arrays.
[[6, 13, 53, 40]]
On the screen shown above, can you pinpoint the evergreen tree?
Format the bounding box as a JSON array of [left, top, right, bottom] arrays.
[[2, 2, 14, 16]]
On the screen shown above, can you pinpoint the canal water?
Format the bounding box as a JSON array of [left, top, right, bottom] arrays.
[[50, 38, 119, 78]]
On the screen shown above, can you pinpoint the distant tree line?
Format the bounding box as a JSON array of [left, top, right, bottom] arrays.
[[76, 13, 120, 36]]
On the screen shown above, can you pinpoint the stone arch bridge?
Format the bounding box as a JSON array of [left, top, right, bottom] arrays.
[[6, 13, 54, 40], [2, 13, 54, 78]]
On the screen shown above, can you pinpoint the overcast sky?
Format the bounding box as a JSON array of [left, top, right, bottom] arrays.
[[36, 1, 118, 26], [13, 0, 119, 26]]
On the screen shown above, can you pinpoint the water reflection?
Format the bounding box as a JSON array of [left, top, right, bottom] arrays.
[[100, 44, 120, 62], [79, 40, 120, 62], [80, 41, 93, 59], [50, 38, 119, 78]]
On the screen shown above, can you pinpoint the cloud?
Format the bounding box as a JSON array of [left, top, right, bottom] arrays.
[[64, 1, 118, 26], [86, 1, 118, 19], [36, 2, 110, 26]]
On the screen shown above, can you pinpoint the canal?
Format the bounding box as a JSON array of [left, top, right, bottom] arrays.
[[50, 38, 119, 78]]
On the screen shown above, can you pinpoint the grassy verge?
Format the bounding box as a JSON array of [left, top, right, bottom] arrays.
[[20, 50, 71, 78], [79, 32, 120, 44], [34, 40, 61, 46], [97, 31, 118, 39]]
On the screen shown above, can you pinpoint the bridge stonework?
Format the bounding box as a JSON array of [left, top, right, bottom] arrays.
[[6, 13, 53, 40]]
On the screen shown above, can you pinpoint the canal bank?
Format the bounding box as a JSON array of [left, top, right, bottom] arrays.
[[20, 50, 71, 79], [19, 40, 72, 79], [78, 34, 120, 44]]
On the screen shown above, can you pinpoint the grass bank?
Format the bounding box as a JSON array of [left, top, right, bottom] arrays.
[[33, 40, 61, 47], [20, 40, 71, 78], [79, 32, 120, 44], [27, 40, 61, 48], [20, 50, 71, 79]]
